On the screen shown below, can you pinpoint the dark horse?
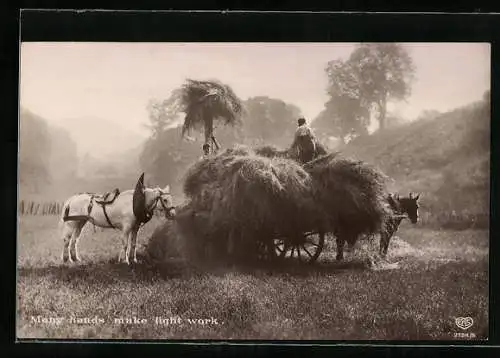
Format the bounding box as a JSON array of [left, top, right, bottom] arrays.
[[335, 192, 421, 261], [379, 192, 420, 257]]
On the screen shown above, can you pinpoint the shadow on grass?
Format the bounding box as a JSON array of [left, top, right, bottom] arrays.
[[17, 255, 197, 285], [17, 253, 377, 284], [234, 259, 371, 277]]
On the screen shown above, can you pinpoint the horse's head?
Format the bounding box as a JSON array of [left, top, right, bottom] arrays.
[[156, 185, 176, 219], [398, 192, 421, 224], [143, 186, 176, 219]]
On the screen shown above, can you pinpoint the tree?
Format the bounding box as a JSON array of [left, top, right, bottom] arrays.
[[322, 44, 415, 137], [322, 59, 371, 143], [313, 100, 363, 145], [140, 126, 188, 188], [179, 79, 244, 154], [243, 96, 301, 147], [348, 43, 416, 131], [145, 89, 183, 138]]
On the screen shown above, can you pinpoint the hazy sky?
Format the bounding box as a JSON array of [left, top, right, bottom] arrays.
[[20, 42, 490, 137]]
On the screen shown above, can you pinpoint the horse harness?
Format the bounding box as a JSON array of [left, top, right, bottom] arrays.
[[158, 194, 176, 215], [140, 194, 176, 226], [90, 188, 121, 229], [64, 189, 175, 228], [63, 189, 120, 229]]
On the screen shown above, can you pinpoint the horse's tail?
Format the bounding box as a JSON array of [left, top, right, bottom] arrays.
[[60, 199, 71, 225]]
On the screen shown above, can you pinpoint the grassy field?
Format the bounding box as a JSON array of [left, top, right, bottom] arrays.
[[17, 215, 488, 341]]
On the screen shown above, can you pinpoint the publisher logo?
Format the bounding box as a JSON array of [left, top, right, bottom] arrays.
[[455, 317, 474, 330]]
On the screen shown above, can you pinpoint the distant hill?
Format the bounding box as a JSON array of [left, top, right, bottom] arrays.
[[19, 109, 79, 198], [340, 99, 489, 228], [19, 110, 149, 200], [56, 117, 146, 159]]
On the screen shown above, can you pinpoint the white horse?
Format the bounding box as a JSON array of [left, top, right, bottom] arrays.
[[60, 177, 175, 265]]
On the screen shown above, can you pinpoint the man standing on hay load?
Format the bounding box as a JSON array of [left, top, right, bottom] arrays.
[[291, 117, 318, 164]]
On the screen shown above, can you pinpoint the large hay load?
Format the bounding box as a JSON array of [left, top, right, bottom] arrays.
[[160, 145, 390, 265]]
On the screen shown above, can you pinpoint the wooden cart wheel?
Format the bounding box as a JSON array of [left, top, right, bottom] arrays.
[[273, 231, 325, 264]]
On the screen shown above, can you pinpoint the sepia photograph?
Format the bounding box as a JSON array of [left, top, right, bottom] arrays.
[[17, 41, 490, 341]]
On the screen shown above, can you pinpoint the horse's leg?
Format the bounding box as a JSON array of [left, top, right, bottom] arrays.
[[379, 232, 385, 257], [70, 221, 87, 262], [379, 219, 393, 258], [123, 227, 133, 265], [336, 237, 345, 261], [68, 230, 78, 263], [130, 227, 139, 264], [380, 230, 392, 258], [117, 228, 128, 264], [61, 223, 74, 263], [118, 245, 124, 263]]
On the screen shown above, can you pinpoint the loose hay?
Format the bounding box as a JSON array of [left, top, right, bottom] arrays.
[[145, 219, 183, 263], [254, 140, 328, 161], [170, 203, 217, 264], [254, 145, 291, 159]]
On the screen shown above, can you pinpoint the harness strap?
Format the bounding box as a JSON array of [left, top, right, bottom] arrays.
[[88, 195, 94, 215], [88, 195, 98, 232], [63, 194, 117, 231], [101, 204, 116, 229], [63, 215, 90, 222]]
